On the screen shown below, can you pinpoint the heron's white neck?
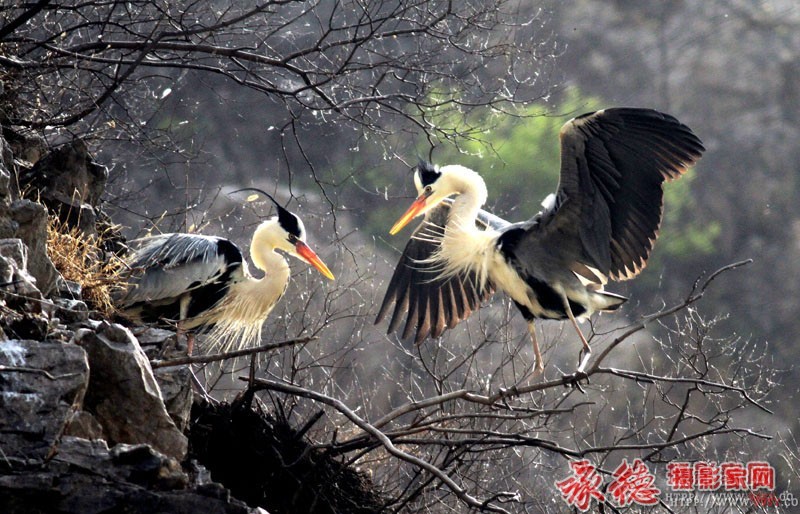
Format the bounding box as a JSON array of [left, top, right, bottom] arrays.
[[430, 166, 498, 288], [201, 222, 292, 354], [439, 165, 488, 228], [249, 220, 292, 286]]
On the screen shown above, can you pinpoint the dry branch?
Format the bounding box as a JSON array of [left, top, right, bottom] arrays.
[[150, 336, 317, 368]]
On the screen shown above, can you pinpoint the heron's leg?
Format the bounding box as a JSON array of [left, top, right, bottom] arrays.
[[176, 295, 215, 402], [562, 296, 591, 373], [182, 332, 217, 403], [512, 301, 544, 374], [185, 332, 195, 356], [527, 321, 545, 374], [176, 319, 195, 355], [179, 294, 192, 354]]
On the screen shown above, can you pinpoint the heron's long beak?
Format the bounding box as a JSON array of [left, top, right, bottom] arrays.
[[295, 242, 335, 280], [389, 195, 427, 235]]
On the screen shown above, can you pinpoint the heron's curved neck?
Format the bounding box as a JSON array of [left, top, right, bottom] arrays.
[[252, 247, 290, 278], [250, 222, 291, 286], [434, 166, 496, 288], [206, 228, 290, 354], [442, 165, 488, 232]]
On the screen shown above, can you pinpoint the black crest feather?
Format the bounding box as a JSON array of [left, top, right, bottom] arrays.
[[230, 187, 303, 238], [416, 160, 441, 187]]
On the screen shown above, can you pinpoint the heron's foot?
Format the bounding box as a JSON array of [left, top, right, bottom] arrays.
[[576, 346, 592, 373], [498, 385, 520, 397], [532, 359, 545, 376], [561, 370, 590, 393]]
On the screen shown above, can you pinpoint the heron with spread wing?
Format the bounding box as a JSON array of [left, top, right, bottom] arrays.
[[376, 108, 704, 374], [115, 188, 334, 355]]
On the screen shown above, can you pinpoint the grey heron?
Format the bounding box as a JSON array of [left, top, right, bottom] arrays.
[[376, 108, 704, 374], [115, 188, 334, 355]]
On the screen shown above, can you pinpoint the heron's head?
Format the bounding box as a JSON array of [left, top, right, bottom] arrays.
[[271, 206, 335, 280], [238, 187, 334, 281], [389, 161, 475, 235]]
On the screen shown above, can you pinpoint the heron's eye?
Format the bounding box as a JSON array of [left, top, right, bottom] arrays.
[[288, 234, 298, 244], [424, 185, 433, 195]]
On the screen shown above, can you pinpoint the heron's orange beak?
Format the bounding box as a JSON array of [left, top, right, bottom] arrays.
[[389, 195, 427, 235], [295, 242, 335, 280]]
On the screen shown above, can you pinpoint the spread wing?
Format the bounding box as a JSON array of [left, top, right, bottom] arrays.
[[514, 108, 705, 283], [376, 200, 508, 344], [115, 233, 244, 308]]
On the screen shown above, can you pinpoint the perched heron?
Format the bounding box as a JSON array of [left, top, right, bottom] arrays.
[[376, 108, 704, 374], [115, 188, 335, 355]]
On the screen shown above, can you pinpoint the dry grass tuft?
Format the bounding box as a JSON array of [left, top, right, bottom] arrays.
[[46, 216, 125, 315]]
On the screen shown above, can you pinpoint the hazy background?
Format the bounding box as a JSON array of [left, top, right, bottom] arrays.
[[6, 0, 797, 510]]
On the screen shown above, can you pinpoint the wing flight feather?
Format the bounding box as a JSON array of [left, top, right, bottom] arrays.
[[519, 108, 704, 281], [116, 233, 244, 307], [376, 200, 505, 344]]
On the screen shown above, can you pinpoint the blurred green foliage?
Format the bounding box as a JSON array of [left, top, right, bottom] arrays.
[[426, 89, 602, 215], [650, 169, 721, 271]]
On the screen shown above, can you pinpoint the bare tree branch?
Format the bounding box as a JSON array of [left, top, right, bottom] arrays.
[[151, 336, 317, 368], [245, 376, 515, 514]]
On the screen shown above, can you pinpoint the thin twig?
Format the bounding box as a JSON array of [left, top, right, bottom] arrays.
[[150, 336, 316, 368], [579, 427, 772, 456], [587, 259, 754, 371], [595, 366, 773, 414], [0, 365, 58, 380], [244, 376, 512, 514]]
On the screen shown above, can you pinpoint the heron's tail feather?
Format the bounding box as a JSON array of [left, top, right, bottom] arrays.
[[596, 290, 627, 311]]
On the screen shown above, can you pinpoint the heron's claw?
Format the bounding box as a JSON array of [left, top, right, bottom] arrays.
[[576, 347, 591, 373], [561, 370, 590, 392]]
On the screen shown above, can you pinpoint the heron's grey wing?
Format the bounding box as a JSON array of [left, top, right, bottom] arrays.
[[513, 108, 704, 282], [376, 201, 504, 344], [116, 233, 244, 307]]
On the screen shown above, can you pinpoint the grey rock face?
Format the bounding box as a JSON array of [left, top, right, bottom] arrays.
[[0, 437, 262, 514], [155, 366, 194, 432], [134, 326, 193, 430], [20, 140, 108, 207], [0, 340, 89, 460], [9, 200, 59, 296], [74, 322, 188, 460], [0, 238, 42, 304], [18, 140, 108, 236]]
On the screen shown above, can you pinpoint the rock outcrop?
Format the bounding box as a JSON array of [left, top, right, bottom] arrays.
[[75, 322, 188, 460], [0, 131, 260, 513], [0, 340, 89, 461], [0, 437, 260, 514], [18, 139, 108, 236]]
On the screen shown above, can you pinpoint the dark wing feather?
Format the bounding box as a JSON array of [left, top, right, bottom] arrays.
[[376, 200, 506, 344], [524, 108, 704, 281], [115, 233, 244, 308]]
